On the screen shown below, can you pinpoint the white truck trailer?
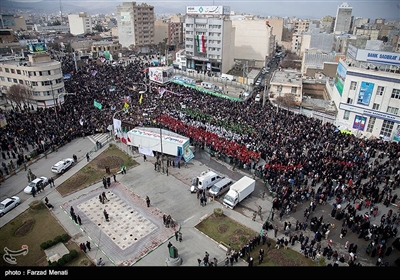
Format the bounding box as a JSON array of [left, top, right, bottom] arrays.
[[223, 176, 255, 209]]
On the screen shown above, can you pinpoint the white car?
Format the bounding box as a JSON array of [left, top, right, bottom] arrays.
[[0, 196, 21, 217], [51, 158, 74, 174], [255, 94, 261, 102], [24, 176, 48, 194]]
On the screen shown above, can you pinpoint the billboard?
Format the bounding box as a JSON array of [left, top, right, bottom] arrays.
[[357, 81, 374, 106], [186, 6, 230, 15], [28, 43, 46, 53], [352, 115, 367, 131], [334, 61, 346, 96], [149, 67, 174, 84]]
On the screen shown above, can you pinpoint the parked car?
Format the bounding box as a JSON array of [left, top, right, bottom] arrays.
[[255, 94, 261, 102], [0, 196, 21, 217], [24, 176, 48, 194], [51, 158, 74, 174]]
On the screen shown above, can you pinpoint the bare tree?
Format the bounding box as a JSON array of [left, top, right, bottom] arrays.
[[276, 93, 297, 112], [6, 84, 30, 109]]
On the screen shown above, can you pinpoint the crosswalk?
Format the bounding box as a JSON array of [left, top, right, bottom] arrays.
[[87, 133, 113, 146]]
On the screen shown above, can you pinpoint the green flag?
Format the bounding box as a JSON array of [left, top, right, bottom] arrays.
[[94, 100, 102, 110]]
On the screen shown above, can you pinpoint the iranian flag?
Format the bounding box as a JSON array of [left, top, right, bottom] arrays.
[[196, 34, 206, 53]]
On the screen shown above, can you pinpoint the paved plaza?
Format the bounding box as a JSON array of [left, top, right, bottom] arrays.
[[61, 183, 176, 266]]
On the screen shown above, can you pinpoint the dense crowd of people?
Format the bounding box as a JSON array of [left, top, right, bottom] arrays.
[[0, 53, 399, 266]]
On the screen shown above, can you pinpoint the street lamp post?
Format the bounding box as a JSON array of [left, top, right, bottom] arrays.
[[47, 78, 58, 119], [277, 84, 282, 113]]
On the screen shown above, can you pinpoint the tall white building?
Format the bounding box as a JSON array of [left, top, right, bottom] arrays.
[[333, 2, 352, 34], [184, 5, 234, 74], [332, 45, 400, 140], [116, 2, 155, 52], [68, 12, 92, 36]]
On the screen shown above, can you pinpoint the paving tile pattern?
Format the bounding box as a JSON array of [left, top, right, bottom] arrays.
[[61, 183, 176, 266]]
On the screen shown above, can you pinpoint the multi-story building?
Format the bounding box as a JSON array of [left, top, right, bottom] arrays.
[[333, 2, 352, 34], [232, 19, 275, 67], [269, 70, 303, 105], [332, 45, 400, 140], [184, 5, 234, 74], [320, 15, 335, 34], [68, 12, 93, 36], [0, 15, 27, 31], [298, 32, 335, 56], [116, 2, 155, 52], [0, 52, 65, 108], [91, 41, 122, 56], [352, 17, 370, 33]]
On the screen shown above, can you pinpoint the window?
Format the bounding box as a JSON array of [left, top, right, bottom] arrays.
[[7, 78, 12, 82], [380, 120, 394, 137], [0, 76, 4, 81], [387, 106, 399, 115], [5, 68, 10, 73], [19, 79, 23, 84], [376, 86, 384, 96], [347, 98, 353, 104], [31, 81, 38, 86], [16, 69, 21, 74], [343, 110, 350, 120], [391, 89, 400, 99], [291, 87, 297, 94], [350, 81, 357, 90], [366, 117, 375, 133], [42, 80, 51, 86], [372, 103, 379, 110], [13, 78, 17, 83], [10, 69, 15, 74]]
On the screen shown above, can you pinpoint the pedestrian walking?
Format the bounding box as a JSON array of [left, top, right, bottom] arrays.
[[103, 209, 109, 221], [113, 173, 117, 182], [175, 230, 179, 241], [178, 231, 182, 242], [274, 225, 278, 238], [252, 211, 257, 221], [146, 196, 150, 207], [102, 192, 108, 202], [143, 154, 147, 162], [45, 197, 49, 204], [77, 215, 82, 225], [72, 213, 78, 224], [86, 241, 91, 251], [166, 167, 168, 176], [99, 194, 104, 204], [86, 152, 90, 162]]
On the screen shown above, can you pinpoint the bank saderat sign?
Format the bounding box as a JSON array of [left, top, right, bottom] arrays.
[[186, 6, 230, 15], [355, 49, 400, 65]]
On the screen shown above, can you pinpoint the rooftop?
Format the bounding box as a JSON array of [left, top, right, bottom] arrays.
[[271, 70, 302, 86]]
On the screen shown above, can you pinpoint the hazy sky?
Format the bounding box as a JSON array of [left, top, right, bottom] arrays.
[[5, 0, 400, 21]]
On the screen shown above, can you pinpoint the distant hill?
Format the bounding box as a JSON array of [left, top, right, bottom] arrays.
[[0, 0, 177, 15]]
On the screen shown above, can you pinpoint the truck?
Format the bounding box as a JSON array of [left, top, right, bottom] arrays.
[[223, 176, 255, 209], [191, 170, 222, 191]]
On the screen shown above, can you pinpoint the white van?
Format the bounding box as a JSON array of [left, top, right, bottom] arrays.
[[208, 177, 232, 198]]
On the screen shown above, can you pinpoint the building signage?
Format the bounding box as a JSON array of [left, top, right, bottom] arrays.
[[355, 49, 400, 65], [353, 115, 367, 131], [347, 44, 357, 60], [357, 81, 374, 106], [186, 6, 230, 15], [334, 61, 346, 96], [339, 102, 400, 123], [120, 12, 131, 22]]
